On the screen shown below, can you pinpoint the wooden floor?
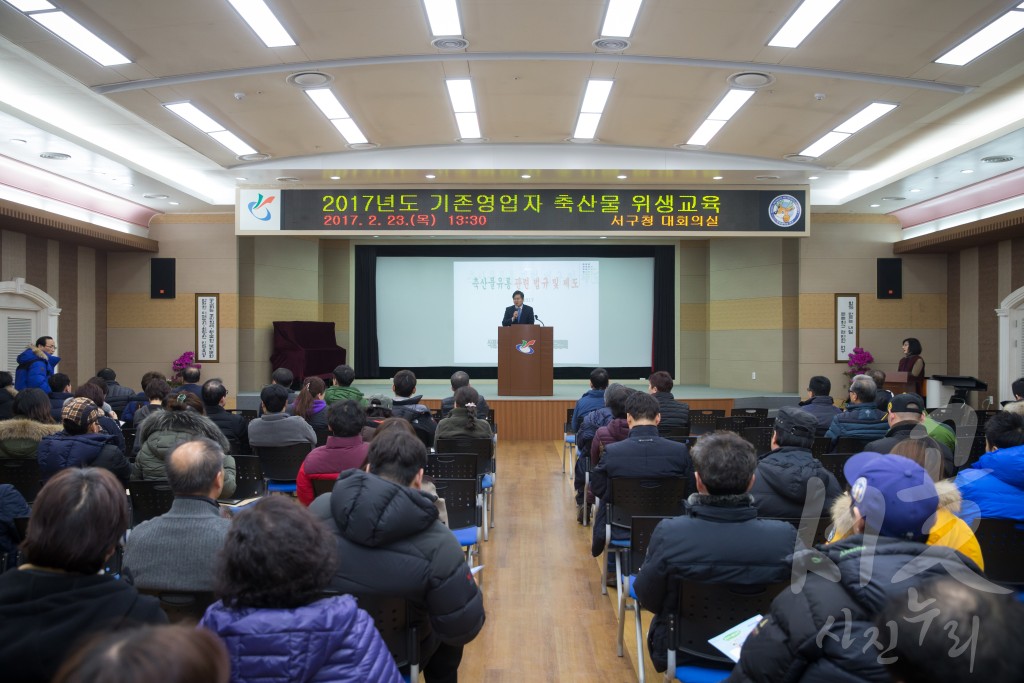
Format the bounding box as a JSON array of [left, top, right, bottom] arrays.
[[456, 440, 656, 683]]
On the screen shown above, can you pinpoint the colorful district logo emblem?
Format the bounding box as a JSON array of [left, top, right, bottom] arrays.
[[516, 339, 536, 355], [247, 193, 276, 221], [768, 194, 801, 228]]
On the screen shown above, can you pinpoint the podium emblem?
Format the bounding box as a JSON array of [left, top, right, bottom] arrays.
[[516, 339, 536, 355]]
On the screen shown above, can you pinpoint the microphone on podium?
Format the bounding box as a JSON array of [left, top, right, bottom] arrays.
[[535, 314, 544, 326]]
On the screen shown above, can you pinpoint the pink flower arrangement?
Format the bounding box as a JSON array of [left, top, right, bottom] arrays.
[[844, 346, 874, 379], [170, 351, 200, 386]]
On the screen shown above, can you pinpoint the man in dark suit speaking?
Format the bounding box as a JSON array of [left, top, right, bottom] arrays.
[[502, 289, 535, 326]]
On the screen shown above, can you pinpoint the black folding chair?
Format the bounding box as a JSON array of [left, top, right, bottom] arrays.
[[138, 589, 216, 624], [833, 437, 874, 455], [313, 425, 330, 447], [433, 477, 482, 569], [619, 515, 672, 682], [311, 477, 337, 498], [0, 458, 43, 503], [741, 427, 775, 454], [819, 452, 855, 490], [128, 479, 175, 527], [810, 436, 832, 459], [229, 455, 266, 500], [732, 407, 770, 427], [252, 443, 313, 493], [716, 415, 760, 434], [435, 437, 496, 538], [973, 517, 1024, 588], [349, 593, 420, 681], [689, 409, 725, 436], [658, 425, 691, 438]]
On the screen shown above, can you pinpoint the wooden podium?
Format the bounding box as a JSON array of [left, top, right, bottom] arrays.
[[497, 325, 553, 396], [884, 371, 924, 397]]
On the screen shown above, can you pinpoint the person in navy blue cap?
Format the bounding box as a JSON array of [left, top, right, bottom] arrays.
[[728, 453, 987, 683]]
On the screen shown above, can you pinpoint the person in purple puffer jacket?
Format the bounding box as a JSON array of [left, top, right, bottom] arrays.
[[200, 497, 401, 683]]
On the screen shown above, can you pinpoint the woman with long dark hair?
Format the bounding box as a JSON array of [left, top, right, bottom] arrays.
[[290, 376, 329, 430], [0, 388, 60, 462]]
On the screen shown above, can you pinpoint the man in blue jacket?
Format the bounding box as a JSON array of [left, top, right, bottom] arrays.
[[14, 337, 59, 391], [571, 367, 609, 432], [823, 376, 888, 449], [956, 409, 1024, 523]]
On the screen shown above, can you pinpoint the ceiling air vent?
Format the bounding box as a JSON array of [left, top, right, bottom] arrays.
[[593, 38, 630, 52], [432, 37, 469, 50]]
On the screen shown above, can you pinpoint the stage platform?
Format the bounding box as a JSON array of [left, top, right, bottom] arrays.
[[236, 381, 800, 440]]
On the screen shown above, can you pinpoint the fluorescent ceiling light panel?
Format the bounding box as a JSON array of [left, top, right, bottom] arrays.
[[686, 119, 727, 146], [226, 0, 296, 47], [208, 130, 257, 156], [581, 79, 614, 114], [446, 79, 476, 112], [164, 102, 224, 133], [423, 0, 462, 36], [768, 0, 842, 48], [833, 102, 897, 134], [29, 11, 130, 66], [331, 118, 368, 145], [305, 89, 350, 120], [601, 0, 643, 37], [800, 130, 850, 157], [935, 9, 1024, 66], [455, 112, 481, 139], [7, 0, 55, 10], [573, 112, 602, 140], [707, 89, 756, 121]]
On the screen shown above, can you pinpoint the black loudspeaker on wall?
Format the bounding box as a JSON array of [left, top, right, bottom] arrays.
[[151, 258, 176, 299], [877, 258, 902, 299]]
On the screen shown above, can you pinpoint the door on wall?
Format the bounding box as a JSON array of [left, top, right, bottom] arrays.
[[2, 312, 35, 374], [1011, 307, 1024, 384]]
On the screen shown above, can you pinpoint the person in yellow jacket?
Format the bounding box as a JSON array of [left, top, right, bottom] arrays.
[[828, 439, 984, 569]]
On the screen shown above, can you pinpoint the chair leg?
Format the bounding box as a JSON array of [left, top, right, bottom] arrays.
[[634, 595, 646, 683], [617, 575, 628, 657], [480, 491, 489, 542], [600, 524, 611, 595], [615, 550, 625, 657]]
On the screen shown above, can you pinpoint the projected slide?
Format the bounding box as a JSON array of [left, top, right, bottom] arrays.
[[453, 261, 599, 365]]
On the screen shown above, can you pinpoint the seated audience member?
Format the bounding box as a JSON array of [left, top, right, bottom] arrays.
[[435, 386, 493, 444], [876, 577, 1024, 683], [390, 369, 436, 445], [868, 368, 893, 412], [309, 430, 485, 681], [955, 409, 1024, 523], [52, 624, 230, 683], [865, 393, 955, 477], [133, 392, 237, 498], [830, 439, 984, 568], [324, 364, 367, 408], [123, 438, 232, 591], [133, 379, 172, 428], [797, 375, 840, 436], [823, 376, 889, 448], [730, 454, 984, 683], [178, 366, 203, 397], [0, 388, 60, 461], [634, 431, 797, 673], [750, 405, 842, 519], [248, 384, 316, 448], [0, 468, 166, 682], [83, 376, 117, 418], [571, 367, 609, 432], [372, 417, 448, 526], [37, 397, 130, 485], [201, 379, 248, 454], [121, 370, 167, 424], [647, 370, 689, 432], [0, 371, 14, 420], [200, 496, 401, 683], [362, 395, 393, 440], [578, 384, 633, 520], [296, 400, 369, 506], [440, 371, 490, 419], [0, 484, 29, 565], [47, 372, 73, 422], [290, 376, 329, 431], [590, 392, 695, 558], [1013, 376, 1024, 402], [95, 367, 135, 416], [256, 367, 297, 417], [72, 381, 125, 451]]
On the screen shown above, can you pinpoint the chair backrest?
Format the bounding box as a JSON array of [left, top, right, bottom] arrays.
[[768, 515, 833, 547], [230, 455, 266, 499], [658, 425, 690, 438], [670, 579, 789, 663], [128, 479, 175, 527], [0, 458, 43, 503], [138, 589, 216, 624], [313, 425, 330, 447], [564, 407, 574, 432], [973, 518, 1024, 587], [311, 477, 337, 499], [629, 515, 671, 574], [663, 435, 697, 448], [741, 427, 775, 454], [349, 593, 419, 674], [810, 436, 832, 459], [121, 426, 137, 455], [607, 477, 688, 531], [252, 443, 312, 481], [425, 452, 480, 482], [818, 453, 855, 489], [435, 437, 493, 474], [432, 477, 480, 530], [689, 409, 725, 435], [731, 407, 769, 419], [833, 437, 873, 454]]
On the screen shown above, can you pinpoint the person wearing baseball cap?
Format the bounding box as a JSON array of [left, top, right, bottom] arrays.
[[36, 397, 130, 485], [750, 405, 843, 519], [864, 393, 955, 477], [730, 453, 984, 683]]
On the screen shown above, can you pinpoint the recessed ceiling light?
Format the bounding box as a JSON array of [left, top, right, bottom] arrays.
[[617, 174, 628, 179], [870, 203, 880, 208], [168, 201, 180, 205], [961, 169, 974, 174], [881, 196, 906, 201], [237, 154, 270, 162], [423, 0, 462, 36], [235, 177, 248, 181], [521, 174, 531, 179], [226, 0, 296, 47], [768, 0, 842, 48], [799, 131, 850, 158], [143, 193, 169, 199], [601, 0, 644, 38], [9, 138, 27, 144], [935, 8, 1024, 66], [425, 174, 436, 179], [808, 175, 819, 180], [599, 235, 608, 239], [39, 152, 71, 160], [754, 175, 780, 180], [329, 175, 340, 180], [29, 11, 131, 66], [910, 188, 922, 192], [7, 1, 56, 11], [712, 175, 723, 180]]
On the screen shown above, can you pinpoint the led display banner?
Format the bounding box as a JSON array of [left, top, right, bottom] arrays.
[[273, 188, 807, 233]]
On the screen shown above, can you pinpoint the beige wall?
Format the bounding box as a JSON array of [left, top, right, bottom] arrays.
[[678, 241, 708, 385]]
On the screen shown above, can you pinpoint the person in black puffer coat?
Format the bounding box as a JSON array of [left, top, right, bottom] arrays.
[[751, 406, 842, 520], [95, 368, 135, 417], [648, 370, 689, 432], [798, 375, 841, 436]]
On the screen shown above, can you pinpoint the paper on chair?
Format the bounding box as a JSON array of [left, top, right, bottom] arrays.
[[707, 614, 762, 663]]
